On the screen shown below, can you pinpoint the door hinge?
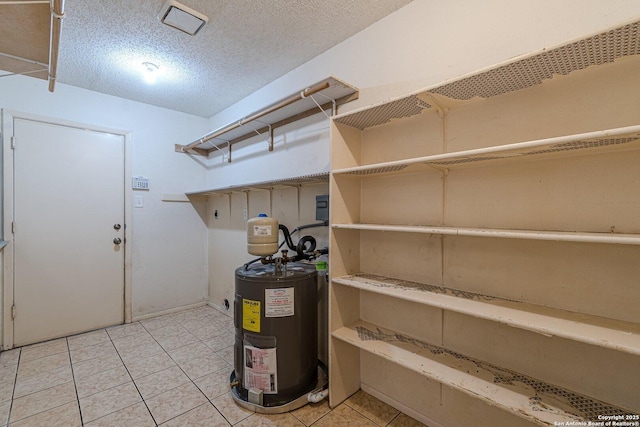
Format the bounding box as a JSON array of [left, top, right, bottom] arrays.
[[10, 136, 15, 149], [11, 305, 15, 320], [11, 222, 15, 234]]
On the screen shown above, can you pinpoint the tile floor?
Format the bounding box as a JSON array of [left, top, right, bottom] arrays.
[[0, 305, 426, 426]]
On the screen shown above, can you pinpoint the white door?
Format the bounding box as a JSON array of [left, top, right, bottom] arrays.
[[12, 117, 125, 346]]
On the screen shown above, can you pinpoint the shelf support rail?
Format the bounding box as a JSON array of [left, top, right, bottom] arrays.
[[177, 81, 331, 155], [207, 138, 230, 163], [303, 91, 336, 120], [238, 119, 273, 152]]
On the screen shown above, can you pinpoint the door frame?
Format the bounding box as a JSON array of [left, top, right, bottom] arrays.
[[1, 109, 133, 350]]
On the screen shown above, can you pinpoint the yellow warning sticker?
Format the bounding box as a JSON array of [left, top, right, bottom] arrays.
[[243, 299, 261, 332]]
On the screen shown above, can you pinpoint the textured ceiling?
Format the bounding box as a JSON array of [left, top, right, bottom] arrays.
[[55, 0, 413, 117]]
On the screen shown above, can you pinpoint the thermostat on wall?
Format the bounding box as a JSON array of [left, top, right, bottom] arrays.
[[132, 176, 150, 190]]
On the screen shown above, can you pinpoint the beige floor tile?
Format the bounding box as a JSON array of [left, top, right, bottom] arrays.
[[124, 351, 176, 379], [9, 401, 81, 427], [105, 322, 146, 340], [67, 330, 111, 351], [134, 365, 190, 400], [167, 341, 215, 365], [311, 404, 378, 427], [19, 339, 68, 363], [177, 318, 215, 332], [0, 380, 15, 404], [145, 381, 208, 424], [148, 324, 190, 340], [71, 351, 123, 379], [69, 341, 118, 365], [155, 333, 199, 351], [291, 400, 331, 426], [74, 365, 131, 398], [216, 317, 234, 334], [178, 353, 229, 380], [84, 402, 155, 427], [193, 367, 232, 400], [0, 400, 10, 426], [236, 412, 305, 426], [159, 402, 230, 426], [140, 315, 178, 332], [117, 340, 165, 365], [203, 332, 235, 352], [345, 390, 400, 426], [16, 352, 70, 379], [14, 365, 73, 398], [189, 323, 228, 341], [0, 365, 17, 386], [171, 310, 206, 324], [388, 413, 429, 427], [211, 392, 253, 425], [79, 381, 141, 423], [111, 331, 157, 353], [0, 349, 20, 367], [217, 346, 234, 366], [9, 381, 76, 423]]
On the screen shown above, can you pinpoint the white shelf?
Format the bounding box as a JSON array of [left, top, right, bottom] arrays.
[[333, 274, 640, 356], [177, 76, 358, 157], [331, 223, 640, 245], [328, 20, 640, 423], [185, 172, 328, 197], [332, 320, 627, 426], [332, 125, 640, 176], [332, 21, 640, 131]]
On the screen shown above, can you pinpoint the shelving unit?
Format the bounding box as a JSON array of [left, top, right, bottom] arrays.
[[329, 21, 640, 427], [186, 172, 328, 197], [333, 320, 627, 426], [176, 77, 358, 158]]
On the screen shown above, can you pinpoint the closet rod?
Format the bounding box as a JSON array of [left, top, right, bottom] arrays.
[[178, 81, 330, 154], [48, 0, 64, 92]]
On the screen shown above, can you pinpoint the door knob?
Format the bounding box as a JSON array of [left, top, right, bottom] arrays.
[[113, 237, 122, 245], [114, 224, 121, 230]]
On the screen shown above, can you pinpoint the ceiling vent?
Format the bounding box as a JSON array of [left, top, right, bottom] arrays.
[[158, 0, 208, 36]]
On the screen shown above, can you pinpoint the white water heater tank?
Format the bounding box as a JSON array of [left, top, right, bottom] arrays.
[[247, 214, 279, 256]]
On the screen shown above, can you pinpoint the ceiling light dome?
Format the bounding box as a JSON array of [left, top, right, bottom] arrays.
[[141, 62, 159, 84]]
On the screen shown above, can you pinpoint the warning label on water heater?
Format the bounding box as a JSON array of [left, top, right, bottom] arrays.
[[243, 345, 277, 394], [265, 288, 294, 317], [242, 299, 261, 332]]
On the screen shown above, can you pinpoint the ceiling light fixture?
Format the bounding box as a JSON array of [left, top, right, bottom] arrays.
[[141, 62, 159, 84], [158, 0, 208, 36]]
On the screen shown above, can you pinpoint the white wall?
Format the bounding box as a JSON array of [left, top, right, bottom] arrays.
[[198, 0, 640, 316], [203, 0, 640, 181], [0, 75, 211, 321]]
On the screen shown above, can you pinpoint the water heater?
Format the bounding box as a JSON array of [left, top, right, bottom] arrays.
[[230, 215, 327, 413]]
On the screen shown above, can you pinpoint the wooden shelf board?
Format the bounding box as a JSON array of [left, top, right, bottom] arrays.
[[331, 223, 640, 245], [185, 172, 328, 197], [332, 320, 628, 426], [332, 274, 640, 356], [332, 22, 640, 131], [331, 125, 640, 176]]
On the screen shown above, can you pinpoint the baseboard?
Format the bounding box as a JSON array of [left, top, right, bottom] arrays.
[[132, 300, 208, 322]]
